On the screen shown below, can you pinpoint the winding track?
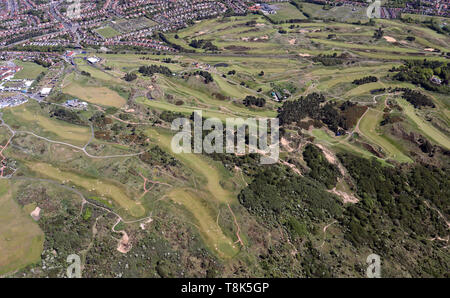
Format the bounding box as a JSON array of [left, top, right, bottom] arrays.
[[0, 112, 144, 159]]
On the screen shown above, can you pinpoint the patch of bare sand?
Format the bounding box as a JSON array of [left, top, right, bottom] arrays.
[[299, 53, 311, 57], [117, 231, 132, 253], [30, 206, 41, 221], [140, 218, 153, 230], [289, 38, 296, 45], [383, 36, 396, 43], [315, 144, 337, 165], [281, 137, 294, 152], [329, 187, 359, 204]]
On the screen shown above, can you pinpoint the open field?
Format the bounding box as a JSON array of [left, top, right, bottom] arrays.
[[95, 26, 121, 39], [267, 2, 307, 22], [0, 180, 44, 275], [13, 60, 46, 80], [25, 162, 145, 217], [63, 82, 126, 108], [301, 2, 368, 22], [6, 104, 91, 146]]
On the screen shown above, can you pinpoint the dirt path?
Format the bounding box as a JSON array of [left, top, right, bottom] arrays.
[[227, 203, 244, 247], [317, 220, 337, 249]]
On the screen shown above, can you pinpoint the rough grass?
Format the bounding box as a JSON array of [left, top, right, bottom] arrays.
[[397, 98, 450, 149], [168, 189, 238, 258], [26, 162, 145, 218], [0, 180, 44, 275], [7, 104, 91, 146], [266, 3, 307, 22]]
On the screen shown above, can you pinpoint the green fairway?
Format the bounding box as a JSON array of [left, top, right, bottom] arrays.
[[359, 108, 413, 163], [397, 98, 450, 149]]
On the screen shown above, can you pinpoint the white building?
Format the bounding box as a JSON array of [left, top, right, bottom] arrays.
[[87, 57, 100, 64], [40, 87, 52, 96]]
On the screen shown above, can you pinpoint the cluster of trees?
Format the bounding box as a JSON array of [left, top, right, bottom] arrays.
[[33, 58, 52, 68], [189, 39, 218, 51], [193, 70, 213, 84], [278, 93, 325, 125], [373, 27, 384, 39], [392, 60, 449, 94], [123, 72, 137, 81], [352, 76, 378, 85], [312, 53, 349, 66], [400, 88, 435, 108], [159, 111, 185, 123], [243, 96, 266, 107], [140, 145, 179, 167], [278, 93, 359, 134], [51, 107, 84, 125], [138, 65, 173, 77]]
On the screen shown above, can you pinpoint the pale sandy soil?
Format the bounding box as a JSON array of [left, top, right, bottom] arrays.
[[30, 206, 41, 221], [383, 36, 397, 43], [117, 231, 131, 253], [140, 218, 153, 230], [281, 137, 294, 152], [299, 53, 312, 57], [329, 187, 359, 204], [289, 39, 296, 45], [424, 48, 435, 52]]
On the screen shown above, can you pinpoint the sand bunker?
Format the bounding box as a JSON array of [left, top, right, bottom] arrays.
[[383, 36, 396, 43]]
